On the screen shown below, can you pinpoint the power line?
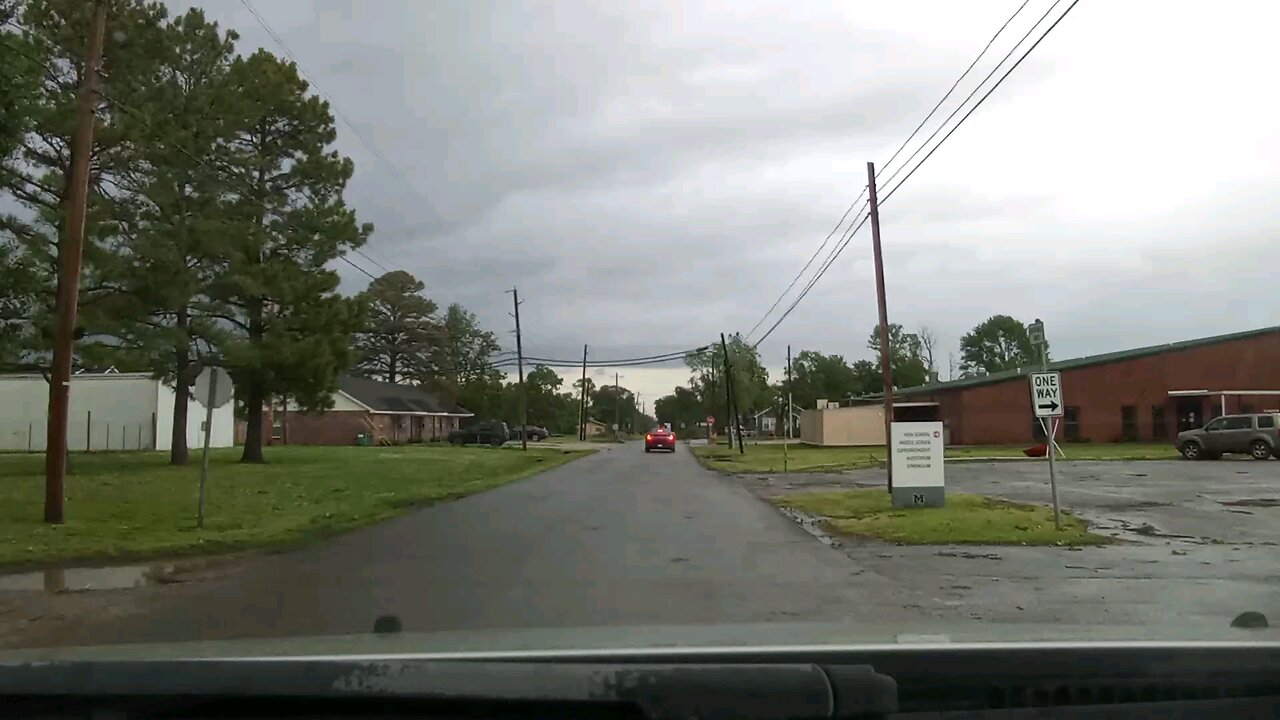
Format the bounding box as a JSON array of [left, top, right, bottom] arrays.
[[742, 189, 867, 342], [746, 0, 1081, 349], [751, 210, 872, 349], [877, 0, 1069, 194], [881, 0, 1081, 204], [237, 0, 443, 229], [741, 0, 1032, 345], [876, 0, 1033, 180]]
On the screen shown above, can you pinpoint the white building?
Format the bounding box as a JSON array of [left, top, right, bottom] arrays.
[[0, 372, 234, 452]]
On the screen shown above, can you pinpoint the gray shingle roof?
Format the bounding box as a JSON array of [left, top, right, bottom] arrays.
[[338, 375, 472, 415]]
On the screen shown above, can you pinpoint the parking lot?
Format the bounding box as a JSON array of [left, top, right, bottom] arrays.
[[738, 458, 1280, 629]]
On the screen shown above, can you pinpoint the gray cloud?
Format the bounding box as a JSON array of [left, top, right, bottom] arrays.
[[168, 0, 1280, 403]]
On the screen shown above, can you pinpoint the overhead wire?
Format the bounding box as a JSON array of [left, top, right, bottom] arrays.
[[881, 0, 1082, 204], [747, 0, 1081, 348], [876, 0, 1068, 193], [875, 0, 1034, 180], [237, 0, 443, 258], [742, 188, 867, 342]]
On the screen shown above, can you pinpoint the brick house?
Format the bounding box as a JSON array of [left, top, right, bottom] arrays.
[[277, 375, 473, 446], [887, 326, 1280, 446]]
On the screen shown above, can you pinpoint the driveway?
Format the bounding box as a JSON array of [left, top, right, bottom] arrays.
[[1, 442, 944, 649]]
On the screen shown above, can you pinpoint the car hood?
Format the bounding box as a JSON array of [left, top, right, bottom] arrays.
[[2, 619, 1277, 662]]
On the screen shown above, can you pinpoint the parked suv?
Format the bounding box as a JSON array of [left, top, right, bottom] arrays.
[[1176, 413, 1280, 460], [447, 420, 509, 447]]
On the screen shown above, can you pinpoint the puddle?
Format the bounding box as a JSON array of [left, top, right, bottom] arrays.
[[0, 564, 178, 592]]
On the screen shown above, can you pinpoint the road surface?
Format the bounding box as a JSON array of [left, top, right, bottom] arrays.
[[17, 443, 937, 647]]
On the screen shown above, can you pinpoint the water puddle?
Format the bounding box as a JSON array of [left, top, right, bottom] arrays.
[[0, 564, 178, 592]]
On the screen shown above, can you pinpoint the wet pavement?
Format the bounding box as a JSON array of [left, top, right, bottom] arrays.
[[0, 443, 938, 648], [738, 459, 1280, 628], [3, 451, 1276, 650]]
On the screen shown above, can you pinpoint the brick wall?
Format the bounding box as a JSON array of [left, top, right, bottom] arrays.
[[285, 410, 384, 446], [909, 332, 1280, 445]]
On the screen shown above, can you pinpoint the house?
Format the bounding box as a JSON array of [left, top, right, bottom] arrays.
[[582, 418, 607, 437], [278, 375, 473, 446], [0, 371, 234, 451], [801, 325, 1280, 447], [750, 407, 803, 437]]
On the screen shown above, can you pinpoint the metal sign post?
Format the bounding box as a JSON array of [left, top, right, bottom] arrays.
[[193, 367, 233, 529], [1028, 318, 1062, 530]]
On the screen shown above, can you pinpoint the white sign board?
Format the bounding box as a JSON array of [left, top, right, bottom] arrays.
[[1029, 371, 1063, 417], [890, 421, 944, 488]]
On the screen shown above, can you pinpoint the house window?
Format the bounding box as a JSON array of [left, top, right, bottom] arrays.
[[1063, 406, 1080, 441], [1121, 406, 1138, 441], [1151, 406, 1167, 440]]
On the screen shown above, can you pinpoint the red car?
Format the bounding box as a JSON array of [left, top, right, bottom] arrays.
[[644, 427, 676, 452]]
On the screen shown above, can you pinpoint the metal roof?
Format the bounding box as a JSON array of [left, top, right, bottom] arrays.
[[338, 375, 472, 415], [888, 325, 1280, 398]]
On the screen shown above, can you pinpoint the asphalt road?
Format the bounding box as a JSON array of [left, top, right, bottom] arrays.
[[18, 442, 940, 647]]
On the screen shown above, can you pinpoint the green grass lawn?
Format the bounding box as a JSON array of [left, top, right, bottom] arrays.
[[691, 441, 1176, 473], [775, 489, 1108, 546], [0, 445, 589, 569]]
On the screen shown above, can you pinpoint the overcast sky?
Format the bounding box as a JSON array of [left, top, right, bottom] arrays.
[[171, 0, 1280, 404]]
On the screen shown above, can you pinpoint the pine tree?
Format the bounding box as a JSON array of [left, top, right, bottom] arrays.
[[354, 271, 445, 385], [213, 50, 370, 463]]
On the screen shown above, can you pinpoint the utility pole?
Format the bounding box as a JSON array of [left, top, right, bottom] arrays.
[[720, 333, 745, 454], [614, 372, 620, 442], [508, 287, 526, 451], [578, 344, 588, 441], [785, 344, 793, 474], [866, 161, 895, 494], [45, 0, 108, 524], [719, 335, 733, 449]]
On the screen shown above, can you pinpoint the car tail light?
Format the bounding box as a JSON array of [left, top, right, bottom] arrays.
[[646, 434, 652, 440], [670, 434, 676, 441]]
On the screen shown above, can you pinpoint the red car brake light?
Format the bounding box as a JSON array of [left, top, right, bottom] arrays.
[[646, 434, 653, 441], [670, 433, 676, 441]]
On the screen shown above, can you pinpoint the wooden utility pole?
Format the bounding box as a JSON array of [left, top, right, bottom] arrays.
[[613, 372, 620, 442], [720, 333, 745, 454], [866, 161, 895, 493], [45, 0, 108, 524], [578, 344, 588, 440], [509, 287, 526, 451], [785, 344, 792, 474]]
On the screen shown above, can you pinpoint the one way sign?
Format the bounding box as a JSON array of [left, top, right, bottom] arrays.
[[1029, 371, 1063, 417]]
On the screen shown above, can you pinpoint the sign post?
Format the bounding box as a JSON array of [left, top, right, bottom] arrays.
[[1028, 317, 1062, 530], [193, 366, 233, 529], [889, 421, 945, 508]]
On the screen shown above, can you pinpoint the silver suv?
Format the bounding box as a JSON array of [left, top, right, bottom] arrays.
[[1176, 413, 1280, 460]]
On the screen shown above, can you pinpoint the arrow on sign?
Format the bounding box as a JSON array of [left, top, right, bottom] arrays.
[[1038, 400, 1060, 413]]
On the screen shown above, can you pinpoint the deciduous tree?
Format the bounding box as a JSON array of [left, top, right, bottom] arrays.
[[867, 323, 928, 389], [959, 314, 1045, 375]]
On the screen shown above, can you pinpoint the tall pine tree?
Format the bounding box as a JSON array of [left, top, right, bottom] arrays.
[[214, 50, 370, 463], [81, 9, 239, 464], [354, 271, 445, 385]]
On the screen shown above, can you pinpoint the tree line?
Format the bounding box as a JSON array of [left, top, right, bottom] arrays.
[[653, 315, 1048, 433], [0, 1, 559, 464]]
